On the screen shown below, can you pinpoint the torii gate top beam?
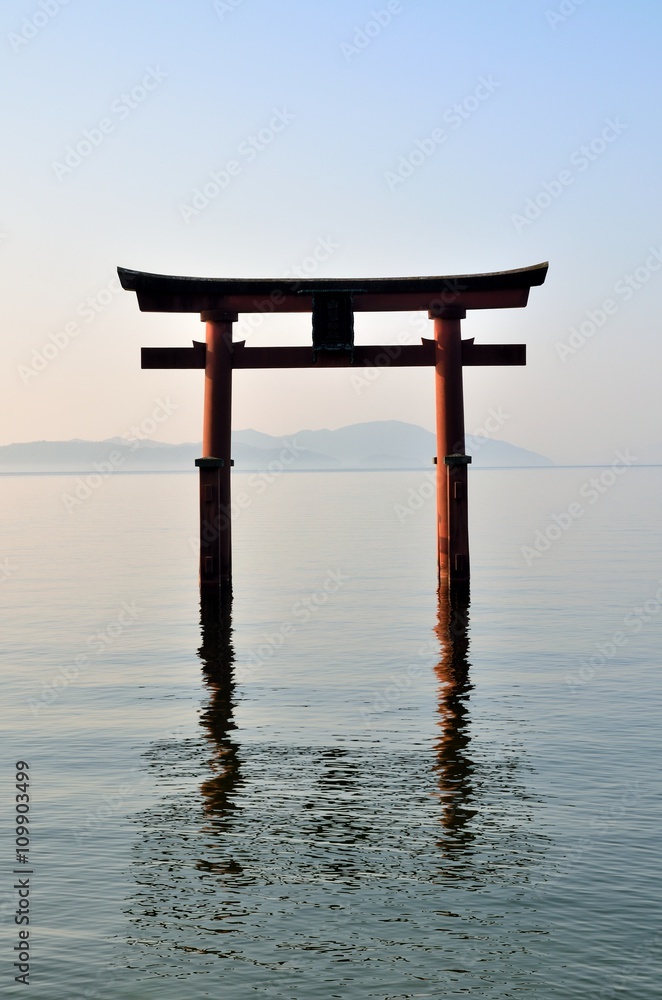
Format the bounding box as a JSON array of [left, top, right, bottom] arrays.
[[118, 263, 548, 315]]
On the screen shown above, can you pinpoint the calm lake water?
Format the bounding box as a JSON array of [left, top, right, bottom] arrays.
[[1, 467, 661, 998]]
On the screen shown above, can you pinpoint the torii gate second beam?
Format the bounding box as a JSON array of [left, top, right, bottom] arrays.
[[119, 263, 548, 595]]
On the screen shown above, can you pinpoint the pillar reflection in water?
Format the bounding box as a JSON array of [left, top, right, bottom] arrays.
[[197, 594, 242, 823], [432, 585, 476, 852]]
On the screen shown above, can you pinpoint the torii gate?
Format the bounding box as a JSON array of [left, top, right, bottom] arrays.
[[118, 262, 548, 595]]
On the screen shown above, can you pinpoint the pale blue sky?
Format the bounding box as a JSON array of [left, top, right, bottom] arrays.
[[1, 0, 661, 462]]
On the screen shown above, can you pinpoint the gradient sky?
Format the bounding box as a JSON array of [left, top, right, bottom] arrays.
[[1, 0, 660, 463]]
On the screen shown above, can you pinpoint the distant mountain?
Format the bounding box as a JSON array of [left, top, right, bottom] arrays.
[[233, 422, 552, 469], [0, 421, 552, 472], [0, 439, 201, 472], [465, 435, 553, 468]]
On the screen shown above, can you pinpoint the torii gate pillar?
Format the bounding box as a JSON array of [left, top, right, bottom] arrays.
[[433, 309, 471, 588], [119, 261, 548, 600], [195, 312, 236, 595]]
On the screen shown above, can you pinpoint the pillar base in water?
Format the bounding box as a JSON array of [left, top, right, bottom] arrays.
[[196, 457, 232, 596]]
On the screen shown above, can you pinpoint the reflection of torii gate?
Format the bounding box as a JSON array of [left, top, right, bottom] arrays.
[[119, 263, 548, 595]]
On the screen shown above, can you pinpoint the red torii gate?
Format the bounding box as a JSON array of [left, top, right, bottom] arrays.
[[118, 262, 548, 595]]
